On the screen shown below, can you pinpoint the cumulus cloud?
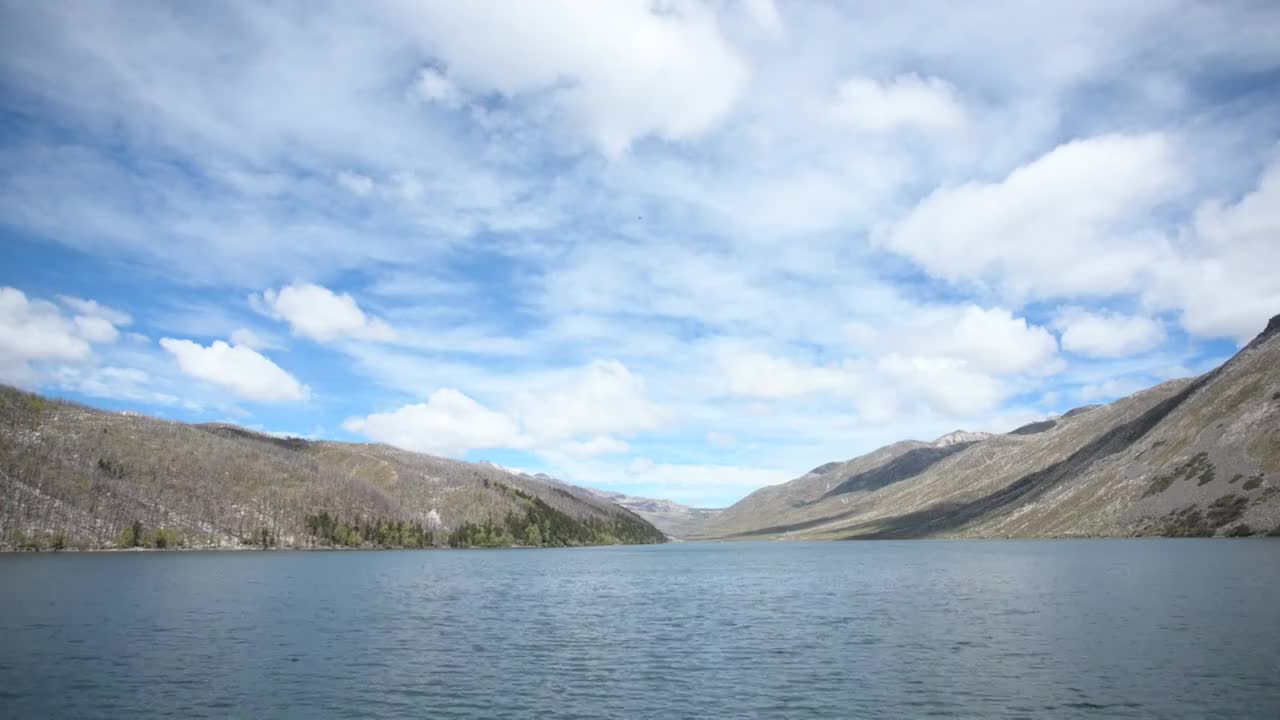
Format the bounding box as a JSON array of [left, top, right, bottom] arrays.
[[878, 354, 1008, 417], [72, 315, 120, 343], [343, 388, 528, 456], [228, 327, 280, 350], [855, 305, 1059, 376], [252, 283, 395, 343], [1055, 308, 1166, 358], [342, 360, 663, 458], [720, 305, 1056, 418], [513, 360, 663, 440], [829, 74, 965, 132], [880, 133, 1181, 300], [0, 287, 128, 385], [159, 338, 309, 401], [721, 351, 852, 399], [1147, 154, 1280, 342], [397, 0, 749, 156]]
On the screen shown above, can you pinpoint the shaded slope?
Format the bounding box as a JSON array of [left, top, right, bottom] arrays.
[[820, 441, 978, 499], [853, 370, 1217, 538]]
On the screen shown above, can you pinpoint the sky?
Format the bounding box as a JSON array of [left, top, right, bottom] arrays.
[[1, 1, 1278, 508]]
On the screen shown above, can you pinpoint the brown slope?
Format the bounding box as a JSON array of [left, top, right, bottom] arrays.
[[0, 388, 665, 549]]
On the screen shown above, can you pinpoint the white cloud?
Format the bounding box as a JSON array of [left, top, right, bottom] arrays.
[[880, 133, 1182, 300], [721, 351, 852, 399], [343, 388, 528, 456], [562, 435, 631, 458], [57, 295, 131, 326], [336, 171, 374, 196], [513, 360, 663, 440], [252, 283, 395, 343], [54, 366, 183, 407], [742, 0, 783, 35], [1147, 153, 1280, 342], [71, 315, 119, 343], [414, 67, 462, 107], [878, 354, 1007, 416], [159, 338, 309, 401], [0, 287, 97, 385], [228, 327, 280, 350], [829, 74, 965, 132], [397, 0, 749, 156], [1055, 308, 1166, 358], [857, 305, 1059, 376], [343, 360, 663, 457], [59, 295, 131, 344]]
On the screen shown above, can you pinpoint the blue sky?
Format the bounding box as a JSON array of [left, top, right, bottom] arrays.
[[1, 1, 1278, 507]]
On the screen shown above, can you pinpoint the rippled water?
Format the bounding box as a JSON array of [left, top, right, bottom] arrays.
[[1, 540, 1278, 718]]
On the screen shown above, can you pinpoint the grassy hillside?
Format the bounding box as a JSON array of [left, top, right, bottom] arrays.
[[0, 390, 665, 550]]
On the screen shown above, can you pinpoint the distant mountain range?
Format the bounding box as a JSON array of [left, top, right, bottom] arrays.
[[582, 489, 721, 540], [0, 392, 665, 550], [655, 313, 1280, 540]]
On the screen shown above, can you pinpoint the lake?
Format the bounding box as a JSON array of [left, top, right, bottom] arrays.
[[1, 540, 1277, 718]]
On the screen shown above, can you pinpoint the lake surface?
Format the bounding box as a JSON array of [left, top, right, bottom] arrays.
[[1, 540, 1278, 719]]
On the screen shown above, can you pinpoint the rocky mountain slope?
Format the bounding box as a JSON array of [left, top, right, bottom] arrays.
[[0, 390, 665, 550], [693, 314, 1280, 540], [583, 489, 721, 539]]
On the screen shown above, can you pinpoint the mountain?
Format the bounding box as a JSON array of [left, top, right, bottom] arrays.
[[0, 389, 666, 550], [692, 314, 1280, 540], [582, 489, 721, 539]]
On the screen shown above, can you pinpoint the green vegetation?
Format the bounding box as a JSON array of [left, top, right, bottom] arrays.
[[117, 520, 145, 548], [112, 521, 183, 549], [447, 483, 665, 548], [304, 511, 434, 548], [1151, 494, 1250, 537], [1241, 475, 1263, 491], [1143, 452, 1215, 497], [1154, 506, 1213, 537], [1205, 494, 1248, 528], [1252, 486, 1278, 506], [1222, 524, 1253, 537], [149, 528, 183, 549]]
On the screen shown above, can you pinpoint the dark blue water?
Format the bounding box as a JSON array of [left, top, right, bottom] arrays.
[[1, 540, 1277, 719]]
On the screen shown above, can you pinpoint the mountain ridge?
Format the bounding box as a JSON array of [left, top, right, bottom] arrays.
[[0, 391, 666, 550], [687, 314, 1280, 540]]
